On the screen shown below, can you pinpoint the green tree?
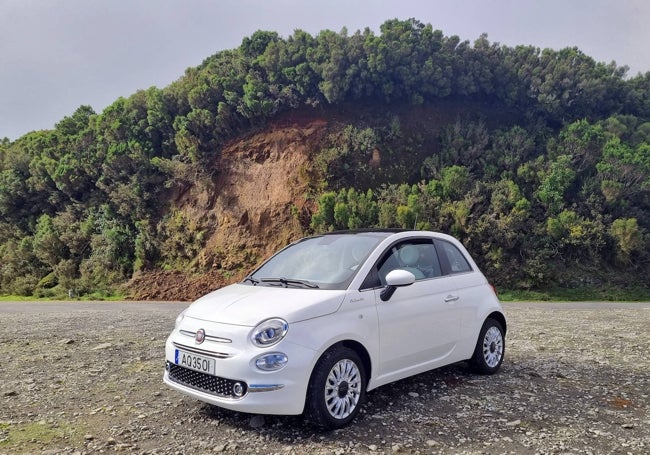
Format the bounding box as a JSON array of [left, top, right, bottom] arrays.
[[33, 214, 65, 269], [333, 202, 350, 229], [536, 155, 576, 214], [597, 138, 650, 207], [610, 218, 642, 263], [440, 165, 471, 200]]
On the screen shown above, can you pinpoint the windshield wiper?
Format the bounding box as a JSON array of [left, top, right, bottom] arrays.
[[260, 277, 319, 289], [242, 275, 260, 285]]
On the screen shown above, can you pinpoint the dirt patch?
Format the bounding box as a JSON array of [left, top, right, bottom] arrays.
[[1, 301, 648, 454], [127, 117, 332, 301], [126, 270, 229, 302]]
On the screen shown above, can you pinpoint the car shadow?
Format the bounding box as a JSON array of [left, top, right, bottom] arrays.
[[197, 362, 477, 437]]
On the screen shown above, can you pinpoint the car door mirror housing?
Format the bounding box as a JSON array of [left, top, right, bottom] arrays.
[[381, 270, 416, 301], [386, 269, 416, 287]]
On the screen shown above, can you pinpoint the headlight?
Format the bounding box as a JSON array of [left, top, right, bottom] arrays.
[[174, 309, 187, 329], [255, 352, 289, 371], [250, 318, 289, 347]]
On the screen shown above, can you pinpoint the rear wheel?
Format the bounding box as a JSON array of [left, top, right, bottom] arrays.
[[469, 318, 505, 374], [305, 345, 366, 429]]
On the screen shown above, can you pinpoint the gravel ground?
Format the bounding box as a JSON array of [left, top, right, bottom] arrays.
[[0, 301, 648, 454]]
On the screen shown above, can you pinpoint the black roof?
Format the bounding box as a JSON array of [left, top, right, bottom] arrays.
[[321, 228, 408, 235]]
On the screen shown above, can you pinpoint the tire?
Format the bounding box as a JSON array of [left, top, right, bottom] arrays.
[[469, 318, 505, 374], [305, 345, 366, 429]]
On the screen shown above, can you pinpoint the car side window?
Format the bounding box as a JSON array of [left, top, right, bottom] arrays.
[[376, 240, 441, 286], [435, 240, 472, 274]]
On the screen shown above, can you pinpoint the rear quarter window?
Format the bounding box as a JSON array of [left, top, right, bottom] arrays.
[[435, 240, 472, 274]]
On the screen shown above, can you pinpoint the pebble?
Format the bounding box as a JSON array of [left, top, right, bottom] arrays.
[[250, 415, 265, 428]]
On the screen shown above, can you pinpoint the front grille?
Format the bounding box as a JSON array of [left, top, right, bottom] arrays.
[[167, 363, 247, 398], [172, 342, 232, 359]]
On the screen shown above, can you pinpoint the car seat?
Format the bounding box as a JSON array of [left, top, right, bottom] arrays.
[[398, 245, 425, 279]]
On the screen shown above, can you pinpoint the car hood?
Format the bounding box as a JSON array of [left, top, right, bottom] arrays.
[[184, 283, 347, 326]]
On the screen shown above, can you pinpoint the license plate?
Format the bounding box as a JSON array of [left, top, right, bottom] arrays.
[[175, 349, 216, 375]]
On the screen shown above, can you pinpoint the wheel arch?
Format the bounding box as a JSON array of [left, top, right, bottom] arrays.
[[340, 339, 372, 386], [487, 311, 507, 335], [311, 340, 372, 388]]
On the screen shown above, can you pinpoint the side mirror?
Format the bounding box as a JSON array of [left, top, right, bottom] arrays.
[[380, 269, 416, 301]]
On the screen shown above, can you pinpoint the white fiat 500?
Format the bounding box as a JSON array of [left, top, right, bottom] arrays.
[[164, 230, 506, 429]]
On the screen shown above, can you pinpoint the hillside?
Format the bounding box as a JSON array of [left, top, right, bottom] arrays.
[[127, 100, 521, 300], [129, 113, 329, 300], [1, 19, 648, 300]]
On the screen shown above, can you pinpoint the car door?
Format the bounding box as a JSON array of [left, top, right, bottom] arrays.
[[367, 239, 461, 384], [433, 238, 491, 352]]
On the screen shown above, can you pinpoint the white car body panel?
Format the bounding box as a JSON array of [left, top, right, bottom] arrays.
[[164, 230, 505, 417], [371, 275, 461, 386], [186, 284, 346, 325]]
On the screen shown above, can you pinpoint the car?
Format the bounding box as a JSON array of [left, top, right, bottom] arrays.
[[164, 229, 506, 429]]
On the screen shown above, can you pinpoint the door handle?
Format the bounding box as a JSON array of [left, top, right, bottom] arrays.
[[444, 295, 459, 302]]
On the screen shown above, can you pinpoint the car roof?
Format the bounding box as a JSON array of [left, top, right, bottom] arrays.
[[313, 229, 465, 247], [322, 229, 408, 236]]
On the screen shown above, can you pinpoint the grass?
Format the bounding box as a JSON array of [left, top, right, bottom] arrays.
[[0, 290, 126, 301], [498, 285, 650, 302], [0, 421, 85, 450], [0, 295, 41, 301]]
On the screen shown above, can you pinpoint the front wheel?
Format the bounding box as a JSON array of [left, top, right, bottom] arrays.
[[469, 318, 505, 374], [305, 345, 366, 429]]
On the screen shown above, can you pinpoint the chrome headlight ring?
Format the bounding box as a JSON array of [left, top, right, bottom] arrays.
[[250, 318, 289, 347]]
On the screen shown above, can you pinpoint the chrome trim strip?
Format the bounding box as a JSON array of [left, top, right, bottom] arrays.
[[248, 384, 285, 393], [179, 329, 232, 343], [173, 342, 232, 359]]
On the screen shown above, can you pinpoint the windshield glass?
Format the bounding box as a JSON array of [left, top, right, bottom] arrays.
[[248, 233, 388, 290]]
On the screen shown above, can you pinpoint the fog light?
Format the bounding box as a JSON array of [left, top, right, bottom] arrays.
[[232, 382, 244, 397], [255, 353, 288, 371]]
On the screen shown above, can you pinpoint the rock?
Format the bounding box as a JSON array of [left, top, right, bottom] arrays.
[[250, 415, 265, 428]]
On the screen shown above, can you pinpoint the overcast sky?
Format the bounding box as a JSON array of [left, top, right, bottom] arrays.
[[1, 0, 648, 141]]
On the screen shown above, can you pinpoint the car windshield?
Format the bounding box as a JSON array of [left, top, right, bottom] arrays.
[[246, 233, 388, 290]]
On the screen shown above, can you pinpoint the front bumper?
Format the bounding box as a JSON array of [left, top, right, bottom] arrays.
[[164, 333, 316, 415]]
